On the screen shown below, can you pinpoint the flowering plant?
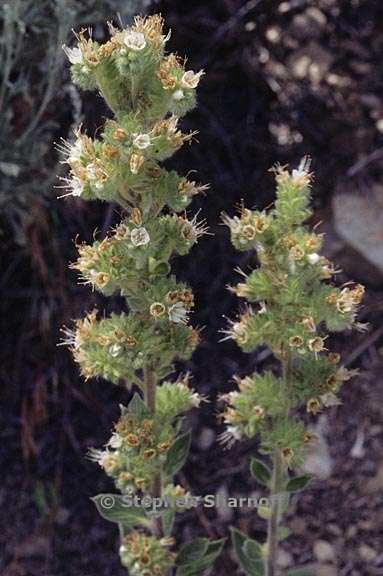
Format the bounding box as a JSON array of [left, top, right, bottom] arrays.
[[61, 15, 222, 575], [222, 160, 365, 576]]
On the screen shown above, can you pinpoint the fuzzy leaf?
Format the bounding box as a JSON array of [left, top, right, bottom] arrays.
[[176, 538, 225, 576], [176, 538, 209, 566], [163, 429, 192, 477], [257, 505, 271, 520], [277, 526, 291, 541], [243, 539, 263, 560], [162, 508, 176, 536], [286, 475, 311, 493], [230, 527, 264, 575], [127, 392, 147, 416], [250, 458, 271, 487], [92, 494, 151, 528]]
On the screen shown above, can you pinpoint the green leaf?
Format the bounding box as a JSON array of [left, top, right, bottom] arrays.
[[243, 539, 263, 560], [277, 526, 291, 541], [163, 429, 192, 477], [162, 508, 176, 536], [278, 491, 290, 515], [153, 262, 171, 276], [257, 505, 271, 520], [127, 392, 147, 416], [230, 527, 264, 575], [176, 538, 209, 566], [118, 522, 135, 538], [250, 458, 271, 487], [286, 475, 311, 493], [176, 539, 225, 576], [92, 494, 151, 528]]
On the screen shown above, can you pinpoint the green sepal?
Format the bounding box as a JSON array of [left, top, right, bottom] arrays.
[[92, 494, 151, 528], [250, 458, 271, 487], [149, 258, 171, 276], [163, 429, 192, 477], [127, 391, 147, 416], [230, 527, 264, 575], [162, 508, 176, 536], [176, 538, 225, 576], [286, 475, 311, 493]]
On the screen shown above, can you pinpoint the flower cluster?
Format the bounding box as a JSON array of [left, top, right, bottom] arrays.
[[119, 531, 175, 576], [90, 376, 203, 493], [62, 15, 222, 576], [222, 160, 364, 466], [72, 213, 206, 297], [63, 311, 198, 383]]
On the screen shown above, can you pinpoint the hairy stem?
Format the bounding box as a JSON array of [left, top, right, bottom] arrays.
[[144, 366, 157, 414], [265, 450, 283, 576], [266, 351, 290, 576], [143, 367, 163, 538]]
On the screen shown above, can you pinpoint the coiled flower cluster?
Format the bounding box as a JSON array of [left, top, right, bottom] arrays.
[[222, 160, 365, 466], [61, 15, 223, 576]]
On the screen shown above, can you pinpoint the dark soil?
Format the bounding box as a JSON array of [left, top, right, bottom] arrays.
[[1, 1, 383, 575]]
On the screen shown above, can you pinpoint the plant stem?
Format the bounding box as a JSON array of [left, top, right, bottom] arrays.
[[266, 350, 290, 576], [265, 449, 283, 576], [144, 366, 157, 414], [143, 366, 163, 538]]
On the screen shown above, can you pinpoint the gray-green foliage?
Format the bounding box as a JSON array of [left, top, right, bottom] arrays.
[[0, 0, 152, 238]]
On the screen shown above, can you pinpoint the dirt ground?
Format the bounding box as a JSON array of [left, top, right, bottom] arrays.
[[1, 1, 383, 575]]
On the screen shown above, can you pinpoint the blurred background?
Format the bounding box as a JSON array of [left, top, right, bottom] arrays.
[[1, 1, 383, 575]]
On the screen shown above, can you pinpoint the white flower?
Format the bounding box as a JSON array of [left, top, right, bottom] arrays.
[[130, 227, 150, 247], [108, 433, 123, 449], [109, 344, 122, 357], [123, 30, 146, 51], [291, 156, 312, 186], [307, 253, 320, 265], [168, 302, 188, 324], [67, 138, 83, 164], [88, 448, 109, 467], [74, 330, 82, 350], [133, 133, 151, 149], [86, 163, 97, 180], [62, 45, 83, 65], [218, 425, 242, 448], [173, 89, 185, 101], [190, 392, 202, 407], [69, 176, 84, 197], [167, 115, 179, 134], [227, 425, 242, 440], [181, 70, 204, 89]]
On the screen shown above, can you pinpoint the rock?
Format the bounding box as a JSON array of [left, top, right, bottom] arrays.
[[362, 462, 383, 494], [313, 539, 336, 563], [333, 190, 383, 274], [300, 418, 333, 480], [289, 42, 333, 84], [291, 8, 326, 39], [289, 517, 306, 535], [358, 544, 377, 562], [277, 549, 293, 568], [215, 485, 234, 522], [198, 427, 215, 450], [317, 565, 338, 576], [346, 525, 357, 539]]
